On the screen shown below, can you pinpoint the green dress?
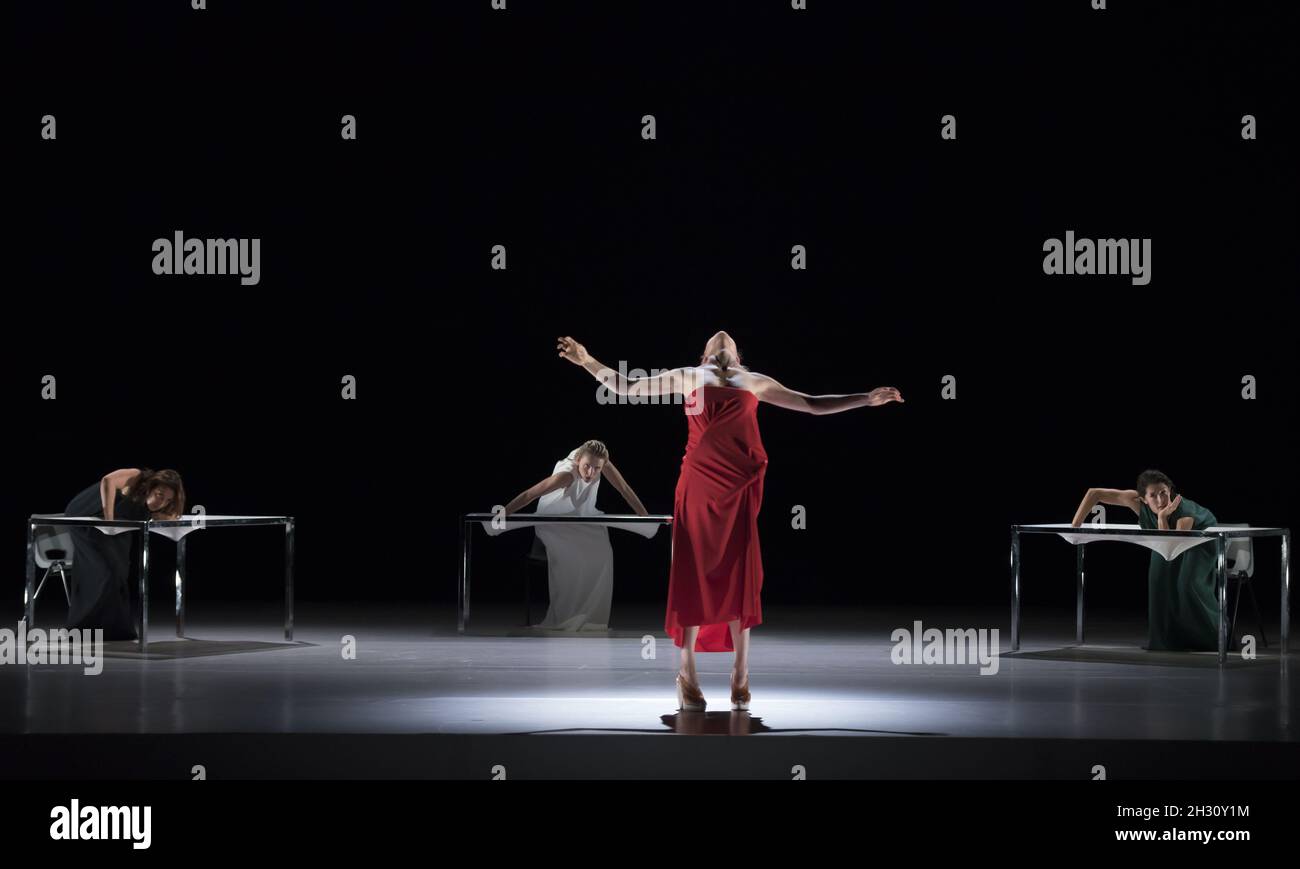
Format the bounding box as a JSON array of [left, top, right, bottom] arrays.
[[1138, 497, 1221, 651]]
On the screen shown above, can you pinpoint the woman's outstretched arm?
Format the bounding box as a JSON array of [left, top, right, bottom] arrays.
[[557, 336, 694, 399], [1069, 487, 1141, 526], [750, 373, 902, 415], [602, 459, 649, 516], [502, 472, 571, 515]]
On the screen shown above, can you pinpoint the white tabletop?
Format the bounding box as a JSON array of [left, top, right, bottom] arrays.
[[1022, 523, 1255, 561], [479, 516, 665, 539], [31, 514, 289, 542]]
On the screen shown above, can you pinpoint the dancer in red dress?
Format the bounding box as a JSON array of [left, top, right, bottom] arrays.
[[558, 331, 902, 712]]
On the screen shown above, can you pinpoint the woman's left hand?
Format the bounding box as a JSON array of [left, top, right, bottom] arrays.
[[865, 387, 903, 406], [1157, 494, 1182, 518]]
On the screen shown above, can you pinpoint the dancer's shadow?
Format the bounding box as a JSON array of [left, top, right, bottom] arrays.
[[100, 639, 313, 660], [509, 714, 942, 736], [659, 713, 941, 736], [1005, 646, 1263, 668]]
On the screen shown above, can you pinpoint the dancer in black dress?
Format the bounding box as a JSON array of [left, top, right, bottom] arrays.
[[63, 468, 185, 640]]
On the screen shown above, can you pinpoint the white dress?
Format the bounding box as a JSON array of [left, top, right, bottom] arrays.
[[532, 448, 615, 631]]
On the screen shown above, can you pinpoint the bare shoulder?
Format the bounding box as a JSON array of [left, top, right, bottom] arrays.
[[106, 468, 142, 492], [543, 470, 573, 491], [740, 370, 777, 394]]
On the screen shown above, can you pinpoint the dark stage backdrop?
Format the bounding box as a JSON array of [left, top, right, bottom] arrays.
[[4, 2, 1295, 619]]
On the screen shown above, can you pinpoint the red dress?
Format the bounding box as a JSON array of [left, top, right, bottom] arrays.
[[665, 385, 769, 652]]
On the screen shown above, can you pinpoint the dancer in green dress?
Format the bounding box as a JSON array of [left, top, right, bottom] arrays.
[[1070, 469, 1221, 651]]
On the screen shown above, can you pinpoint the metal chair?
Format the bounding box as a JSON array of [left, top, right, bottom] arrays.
[[28, 521, 76, 611], [1221, 524, 1267, 648]]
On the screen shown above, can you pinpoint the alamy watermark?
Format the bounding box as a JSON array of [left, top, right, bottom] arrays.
[[593, 361, 703, 414], [0, 621, 103, 675], [50, 799, 150, 849], [891, 620, 1000, 675], [1043, 230, 1150, 286], [152, 230, 260, 286]]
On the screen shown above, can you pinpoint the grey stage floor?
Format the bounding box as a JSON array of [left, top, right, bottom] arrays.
[[1, 602, 1297, 778]]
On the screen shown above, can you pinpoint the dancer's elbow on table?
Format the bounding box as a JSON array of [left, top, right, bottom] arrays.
[[502, 473, 570, 516], [1069, 484, 1192, 530], [751, 374, 903, 415], [1070, 487, 1140, 526]]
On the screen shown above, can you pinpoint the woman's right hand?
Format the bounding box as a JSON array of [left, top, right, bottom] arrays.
[[557, 336, 590, 366]]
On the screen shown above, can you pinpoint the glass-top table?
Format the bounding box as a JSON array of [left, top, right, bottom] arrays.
[[24, 514, 295, 650], [1010, 523, 1290, 665], [458, 513, 672, 633]]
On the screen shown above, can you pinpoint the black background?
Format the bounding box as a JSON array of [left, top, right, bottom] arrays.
[[4, 1, 1296, 619]]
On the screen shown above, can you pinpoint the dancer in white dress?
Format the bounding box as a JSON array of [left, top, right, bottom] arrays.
[[502, 440, 648, 631]]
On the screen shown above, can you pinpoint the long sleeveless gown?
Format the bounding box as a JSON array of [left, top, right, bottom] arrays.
[[1138, 497, 1220, 651], [665, 385, 768, 652], [532, 447, 615, 630], [63, 481, 149, 640]]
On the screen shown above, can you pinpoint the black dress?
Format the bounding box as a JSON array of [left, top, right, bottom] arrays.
[[63, 481, 150, 640]]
